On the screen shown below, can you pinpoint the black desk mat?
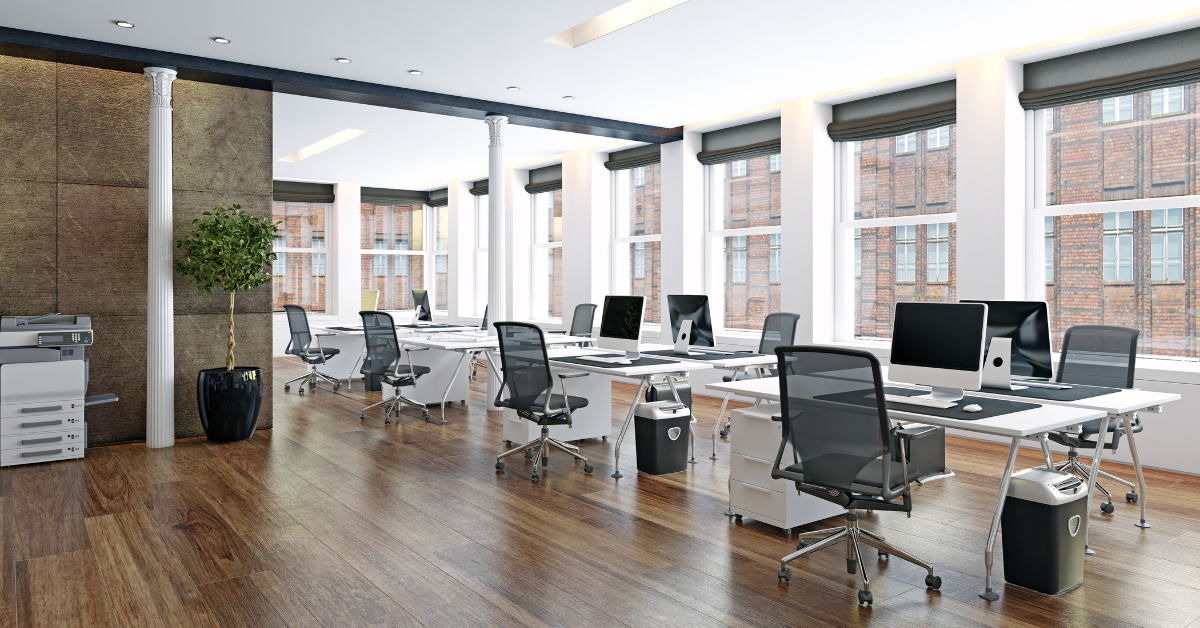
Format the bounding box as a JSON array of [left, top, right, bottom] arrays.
[[396, 323, 468, 329], [979, 383, 1119, 401], [642, 349, 764, 361], [552, 355, 684, 369], [815, 387, 1041, 420], [325, 326, 361, 332]]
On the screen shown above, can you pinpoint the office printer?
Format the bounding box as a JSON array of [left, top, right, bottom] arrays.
[[0, 314, 117, 465]]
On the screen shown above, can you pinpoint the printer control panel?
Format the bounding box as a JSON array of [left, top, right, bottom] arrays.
[[37, 331, 92, 347]]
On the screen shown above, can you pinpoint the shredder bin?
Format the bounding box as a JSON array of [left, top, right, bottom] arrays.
[[1001, 468, 1088, 595], [633, 401, 690, 475]]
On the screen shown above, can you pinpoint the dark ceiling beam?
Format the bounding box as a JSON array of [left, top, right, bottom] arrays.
[[0, 26, 682, 144]]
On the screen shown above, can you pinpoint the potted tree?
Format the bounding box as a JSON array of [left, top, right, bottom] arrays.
[[175, 203, 279, 442]]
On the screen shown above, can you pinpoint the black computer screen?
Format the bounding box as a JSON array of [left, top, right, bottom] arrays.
[[599, 296, 644, 340], [411, 289, 433, 321], [891, 302, 986, 372], [961, 300, 1053, 379], [667, 295, 715, 347]]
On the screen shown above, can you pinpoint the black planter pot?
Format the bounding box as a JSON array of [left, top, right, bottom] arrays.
[[197, 367, 263, 442]]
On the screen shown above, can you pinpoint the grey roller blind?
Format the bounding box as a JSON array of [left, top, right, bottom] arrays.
[[1021, 26, 1200, 110], [525, 164, 563, 194], [827, 80, 956, 142], [605, 144, 660, 170], [361, 187, 429, 206], [469, 180, 488, 196], [697, 118, 781, 165], [272, 181, 334, 204], [427, 188, 448, 207]]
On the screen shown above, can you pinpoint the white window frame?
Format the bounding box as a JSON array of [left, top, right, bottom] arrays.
[[1151, 86, 1184, 116], [1151, 207, 1184, 282], [431, 204, 449, 312], [768, 233, 781, 282], [895, 132, 917, 154], [1102, 94, 1134, 123], [769, 154, 781, 173], [926, 125, 950, 150], [271, 201, 332, 312], [473, 195, 489, 316], [359, 203, 434, 312], [925, 222, 949, 283], [611, 169, 661, 327], [531, 189, 563, 321]]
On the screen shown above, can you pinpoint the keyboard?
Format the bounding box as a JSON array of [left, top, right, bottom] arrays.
[[883, 394, 957, 409], [577, 356, 631, 365], [1017, 380, 1072, 390]]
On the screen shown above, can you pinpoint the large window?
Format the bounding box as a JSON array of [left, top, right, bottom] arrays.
[[841, 125, 957, 340], [474, 195, 489, 316], [360, 203, 425, 310], [532, 189, 564, 319], [432, 205, 449, 312], [1038, 84, 1199, 358], [613, 163, 662, 324], [706, 154, 782, 331], [271, 201, 328, 312]]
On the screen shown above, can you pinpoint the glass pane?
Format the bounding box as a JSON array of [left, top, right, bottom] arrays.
[[854, 224, 956, 340], [360, 254, 425, 310], [614, 163, 661, 237], [272, 252, 326, 312], [853, 124, 955, 219], [722, 234, 780, 331], [549, 189, 563, 242], [434, 253, 448, 311], [548, 247, 562, 319], [434, 206, 449, 251], [619, 241, 661, 324], [271, 201, 326, 249], [360, 204, 424, 251], [711, 155, 782, 230], [1046, 84, 1197, 205]]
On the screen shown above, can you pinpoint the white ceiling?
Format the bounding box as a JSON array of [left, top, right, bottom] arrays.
[[6, 0, 1200, 187]]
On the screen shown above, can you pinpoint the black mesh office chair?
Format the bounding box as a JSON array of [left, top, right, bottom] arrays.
[[548, 303, 598, 346], [282, 305, 341, 394], [716, 312, 800, 438], [359, 311, 432, 424], [770, 346, 941, 605], [1048, 325, 1143, 512], [469, 305, 489, 382], [493, 322, 593, 481]]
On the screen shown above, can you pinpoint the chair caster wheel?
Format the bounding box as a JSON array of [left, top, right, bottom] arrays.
[[584, 464, 593, 474], [858, 591, 872, 605], [1127, 491, 1138, 503], [734, 514, 742, 520], [719, 430, 728, 438], [724, 421, 731, 430], [796, 541, 808, 551], [531, 473, 539, 482], [424, 414, 432, 422], [925, 574, 942, 590], [495, 461, 505, 471], [778, 568, 791, 583], [297, 388, 304, 395], [602, 436, 608, 441], [284, 385, 290, 392], [525, 451, 533, 460], [333, 385, 340, 392], [1101, 502, 1115, 514], [384, 418, 391, 425], [878, 551, 889, 559]]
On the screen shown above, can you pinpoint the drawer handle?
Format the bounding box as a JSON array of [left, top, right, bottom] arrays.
[[741, 483, 774, 494], [20, 406, 62, 414], [21, 449, 62, 458], [740, 456, 773, 465], [21, 436, 62, 445], [20, 420, 63, 429]]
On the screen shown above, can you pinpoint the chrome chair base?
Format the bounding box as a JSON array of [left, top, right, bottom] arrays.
[[360, 384, 431, 425], [1056, 449, 1137, 512], [284, 366, 341, 394], [496, 426, 592, 481]]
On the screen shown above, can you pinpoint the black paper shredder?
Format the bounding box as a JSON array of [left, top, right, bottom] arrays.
[[1001, 468, 1088, 595]]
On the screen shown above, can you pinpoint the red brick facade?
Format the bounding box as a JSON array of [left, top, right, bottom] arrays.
[[271, 201, 327, 312], [626, 165, 662, 324], [721, 155, 782, 331], [360, 203, 425, 310]]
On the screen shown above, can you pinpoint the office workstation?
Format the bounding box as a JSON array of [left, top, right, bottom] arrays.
[[5, 2, 1200, 626]]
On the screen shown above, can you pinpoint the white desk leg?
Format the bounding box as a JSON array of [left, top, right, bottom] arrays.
[[1038, 433, 1055, 470], [612, 378, 649, 479], [1122, 413, 1151, 529], [436, 351, 469, 425], [665, 375, 697, 465], [980, 438, 1022, 601], [346, 346, 366, 391], [1083, 413, 1112, 555], [710, 367, 744, 461]]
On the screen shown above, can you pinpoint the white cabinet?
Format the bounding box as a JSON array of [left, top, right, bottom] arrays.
[[0, 362, 86, 466], [727, 404, 843, 531]]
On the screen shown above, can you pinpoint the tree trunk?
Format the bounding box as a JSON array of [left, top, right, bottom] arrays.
[[226, 291, 236, 371]]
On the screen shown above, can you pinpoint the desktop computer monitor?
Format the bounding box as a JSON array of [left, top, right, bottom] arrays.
[[411, 289, 433, 322], [667, 295, 715, 347], [890, 301, 988, 401], [961, 300, 1053, 380], [598, 295, 645, 358]]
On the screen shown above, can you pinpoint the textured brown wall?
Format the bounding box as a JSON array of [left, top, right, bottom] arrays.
[[0, 54, 274, 445]]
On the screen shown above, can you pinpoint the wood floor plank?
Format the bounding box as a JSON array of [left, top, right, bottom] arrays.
[[0, 606, 12, 628], [246, 571, 323, 628], [85, 510, 217, 628], [0, 496, 14, 609], [76, 449, 142, 518], [11, 469, 89, 561], [109, 438, 215, 487], [136, 481, 263, 585], [15, 549, 118, 628], [175, 457, 297, 536], [197, 575, 289, 628]]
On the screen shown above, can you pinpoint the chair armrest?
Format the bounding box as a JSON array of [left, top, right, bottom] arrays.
[[404, 346, 430, 352], [557, 372, 589, 379], [896, 426, 938, 440], [770, 413, 783, 422], [546, 330, 567, 334], [315, 333, 336, 337]]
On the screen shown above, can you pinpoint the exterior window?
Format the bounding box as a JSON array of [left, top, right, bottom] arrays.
[[373, 254, 387, 276], [475, 195, 489, 316], [854, 228, 862, 277], [896, 225, 916, 283], [273, 255, 285, 277], [532, 189, 564, 319], [769, 233, 781, 282], [895, 132, 917, 154], [612, 162, 661, 324], [361, 203, 426, 310], [927, 126, 950, 149], [731, 236, 747, 283], [271, 201, 329, 312], [708, 154, 782, 330], [1151, 208, 1183, 282], [769, 154, 781, 173], [1151, 86, 1184, 116], [926, 223, 949, 282], [1102, 95, 1133, 123], [730, 160, 747, 178], [633, 242, 646, 278], [311, 253, 325, 277], [1044, 216, 1054, 284], [633, 166, 646, 187], [1103, 211, 1134, 282], [1045, 109, 1053, 133], [432, 205, 449, 311]]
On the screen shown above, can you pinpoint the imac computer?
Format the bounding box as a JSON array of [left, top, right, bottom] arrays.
[[960, 300, 1063, 389], [667, 295, 716, 349], [889, 301, 988, 406], [591, 295, 646, 364], [411, 289, 433, 323]]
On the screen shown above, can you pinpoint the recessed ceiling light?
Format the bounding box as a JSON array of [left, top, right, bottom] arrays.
[[563, 96, 575, 100], [507, 86, 520, 91], [114, 20, 134, 28], [212, 37, 231, 44], [278, 129, 371, 163], [408, 70, 423, 75], [335, 57, 352, 64]]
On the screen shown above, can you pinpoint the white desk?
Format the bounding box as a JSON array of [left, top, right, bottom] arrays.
[[315, 325, 479, 391], [708, 374, 1105, 601]]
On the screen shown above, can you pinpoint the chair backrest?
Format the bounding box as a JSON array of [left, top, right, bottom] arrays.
[[569, 303, 598, 336], [493, 322, 554, 410], [360, 311, 401, 376], [1056, 325, 1139, 389], [758, 312, 801, 355], [776, 346, 899, 496], [283, 305, 312, 357], [480, 305, 489, 330]]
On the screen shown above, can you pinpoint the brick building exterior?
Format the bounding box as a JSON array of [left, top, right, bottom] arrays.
[[854, 126, 957, 339], [548, 189, 564, 319], [271, 201, 326, 312], [722, 154, 782, 330], [627, 164, 662, 324], [360, 203, 424, 310]]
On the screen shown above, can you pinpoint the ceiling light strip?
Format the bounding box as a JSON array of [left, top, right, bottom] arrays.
[[278, 128, 370, 162], [544, 0, 689, 49]]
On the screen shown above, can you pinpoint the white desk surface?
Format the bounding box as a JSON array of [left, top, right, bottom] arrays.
[[317, 325, 481, 336], [637, 343, 776, 369], [545, 346, 714, 378], [400, 334, 592, 352]]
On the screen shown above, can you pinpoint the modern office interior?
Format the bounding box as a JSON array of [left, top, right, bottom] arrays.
[[3, 1, 1200, 626]]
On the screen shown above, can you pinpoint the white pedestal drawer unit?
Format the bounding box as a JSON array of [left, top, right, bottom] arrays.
[[727, 404, 843, 532], [0, 361, 86, 465]]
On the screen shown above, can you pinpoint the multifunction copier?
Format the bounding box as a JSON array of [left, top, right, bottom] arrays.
[[0, 315, 117, 466]]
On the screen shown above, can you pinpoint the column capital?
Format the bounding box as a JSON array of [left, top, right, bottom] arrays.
[[485, 115, 508, 146], [144, 67, 178, 109]]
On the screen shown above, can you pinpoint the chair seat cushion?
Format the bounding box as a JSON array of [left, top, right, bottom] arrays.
[[1079, 417, 1141, 435], [499, 393, 589, 414], [1049, 416, 1141, 449], [300, 347, 340, 363], [379, 364, 432, 384], [782, 457, 918, 493]]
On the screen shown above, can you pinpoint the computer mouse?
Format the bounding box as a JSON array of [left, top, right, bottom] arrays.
[[963, 404, 983, 413], [616, 360, 633, 365]]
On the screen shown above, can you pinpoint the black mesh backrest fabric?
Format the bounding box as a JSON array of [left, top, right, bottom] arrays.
[[360, 311, 401, 376], [570, 304, 598, 336], [776, 346, 894, 495], [1056, 325, 1139, 389], [759, 313, 800, 355], [494, 322, 553, 412], [284, 305, 312, 357]]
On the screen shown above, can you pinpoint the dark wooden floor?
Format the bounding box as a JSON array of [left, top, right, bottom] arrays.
[[2, 358, 1197, 626]]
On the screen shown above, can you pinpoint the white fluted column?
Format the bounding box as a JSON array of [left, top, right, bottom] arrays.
[[485, 115, 507, 411], [145, 67, 177, 448]]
